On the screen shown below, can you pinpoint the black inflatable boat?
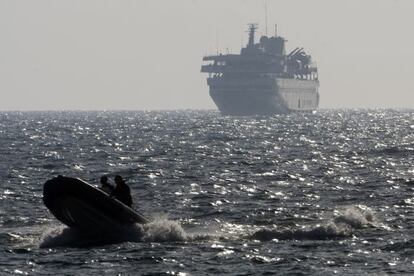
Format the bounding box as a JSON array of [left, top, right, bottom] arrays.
[[43, 176, 150, 230]]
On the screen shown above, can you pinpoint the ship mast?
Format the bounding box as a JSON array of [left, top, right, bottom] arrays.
[[247, 23, 258, 46]]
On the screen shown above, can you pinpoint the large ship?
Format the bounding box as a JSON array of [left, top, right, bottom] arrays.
[[201, 24, 319, 115]]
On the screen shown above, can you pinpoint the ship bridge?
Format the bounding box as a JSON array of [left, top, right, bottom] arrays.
[[201, 24, 318, 80]]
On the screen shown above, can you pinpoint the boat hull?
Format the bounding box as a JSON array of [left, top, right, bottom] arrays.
[[43, 176, 149, 231], [207, 77, 319, 115]]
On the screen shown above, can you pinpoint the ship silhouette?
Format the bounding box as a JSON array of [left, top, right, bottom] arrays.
[[201, 24, 319, 115]]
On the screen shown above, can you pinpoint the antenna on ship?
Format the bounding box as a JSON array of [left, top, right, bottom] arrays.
[[265, 0, 268, 36], [275, 24, 277, 37], [216, 27, 219, 55]]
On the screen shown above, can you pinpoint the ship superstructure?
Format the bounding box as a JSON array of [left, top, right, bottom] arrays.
[[201, 24, 319, 115]]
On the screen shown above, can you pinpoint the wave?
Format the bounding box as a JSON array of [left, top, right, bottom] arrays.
[[251, 223, 351, 241], [138, 219, 188, 242], [250, 205, 380, 241], [404, 179, 414, 185], [333, 205, 377, 229], [0, 232, 26, 245], [381, 239, 414, 252], [369, 144, 414, 157], [39, 218, 188, 248], [38, 206, 382, 247]]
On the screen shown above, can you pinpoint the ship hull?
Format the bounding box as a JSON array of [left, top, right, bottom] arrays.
[[207, 77, 319, 116]]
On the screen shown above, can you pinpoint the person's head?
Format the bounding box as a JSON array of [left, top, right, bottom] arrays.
[[114, 175, 124, 185], [100, 176, 108, 185]]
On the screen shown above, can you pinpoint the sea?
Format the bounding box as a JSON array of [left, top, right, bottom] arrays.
[[0, 110, 413, 275]]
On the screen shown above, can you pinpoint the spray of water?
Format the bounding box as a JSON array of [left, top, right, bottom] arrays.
[[251, 205, 381, 241], [38, 205, 382, 247], [39, 217, 189, 248], [333, 205, 377, 229]]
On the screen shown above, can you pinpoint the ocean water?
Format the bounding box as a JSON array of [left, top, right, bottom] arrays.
[[0, 110, 414, 275]]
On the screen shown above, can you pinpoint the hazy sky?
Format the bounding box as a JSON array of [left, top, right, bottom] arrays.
[[1, 0, 413, 110]]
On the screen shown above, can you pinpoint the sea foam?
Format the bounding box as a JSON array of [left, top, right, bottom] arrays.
[[251, 205, 379, 241], [39, 218, 188, 248]]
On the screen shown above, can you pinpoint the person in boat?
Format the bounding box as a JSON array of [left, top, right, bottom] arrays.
[[100, 176, 114, 194], [111, 175, 133, 207]]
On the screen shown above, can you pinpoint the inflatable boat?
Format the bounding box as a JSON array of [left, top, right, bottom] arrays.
[[43, 176, 150, 230]]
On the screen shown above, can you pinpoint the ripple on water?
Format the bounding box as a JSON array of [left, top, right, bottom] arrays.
[[0, 110, 413, 274]]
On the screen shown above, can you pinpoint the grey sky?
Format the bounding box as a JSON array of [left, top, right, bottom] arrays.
[[1, 0, 413, 110]]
